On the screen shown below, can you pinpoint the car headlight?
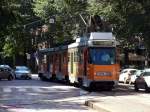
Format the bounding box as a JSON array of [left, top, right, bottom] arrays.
[[96, 72, 111, 76]]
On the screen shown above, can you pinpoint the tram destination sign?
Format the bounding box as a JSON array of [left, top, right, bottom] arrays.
[[92, 41, 115, 46]]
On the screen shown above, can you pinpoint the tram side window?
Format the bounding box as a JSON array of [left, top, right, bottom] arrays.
[[44, 55, 47, 63], [63, 53, 66, 63], [71, 52, 74, 73], [74, 51, 78, 62], [62, 54, 64, 63], [68, 53, 70, 62], [50, 55, 53, 63], [77, 51, 80, 62], [59, 54, 61, 72], [47, 55, 50, 72], [63, 53, 66, 64], [65, 53, 68, 63], [74, 51, 76, 62], [79, 49, 83, 64]]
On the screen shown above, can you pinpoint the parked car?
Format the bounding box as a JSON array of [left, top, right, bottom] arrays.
[[15, 66, 31, 79], [130, 70, 143, 84], [0, 66, 14, 80], [119, 68, 137, 84], [134, 69, 150, 92], [0, 65, 15, 78]]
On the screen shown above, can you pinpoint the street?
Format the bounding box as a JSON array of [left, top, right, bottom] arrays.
[[0, 74, 98, 112], [1, 1, 150, 112], [0, 74, 150, 112]]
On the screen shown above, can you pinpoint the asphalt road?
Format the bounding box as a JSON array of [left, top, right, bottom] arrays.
[[0, 74, 98, 112], [0, 74, 149, 112]]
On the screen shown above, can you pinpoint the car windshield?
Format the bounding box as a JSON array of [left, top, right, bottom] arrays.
[[143, 72, 150, 76], [0, 65, 12, 71], [130, 70, 137, 75], [0, 65, 11, 68], [16, 67, 29, 71], [134, 70, 143, 76], [121, 70, 127, 74], [89, 47, 115, 65]]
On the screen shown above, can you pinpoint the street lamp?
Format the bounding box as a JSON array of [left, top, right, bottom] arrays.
[[49, 18, 55, 24], [47, 16, 55, 47]]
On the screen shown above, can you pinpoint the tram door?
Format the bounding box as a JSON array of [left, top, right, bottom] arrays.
[[83, 49, 88, 76], [59, 54, 61, 72], [70, 52, 73, 74]]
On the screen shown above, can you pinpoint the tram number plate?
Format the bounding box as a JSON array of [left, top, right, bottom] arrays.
[[96, 72, 111, 76]]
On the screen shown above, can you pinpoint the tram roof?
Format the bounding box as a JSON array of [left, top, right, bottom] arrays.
[[39, 32, 115, 50], [89, 32, 115, 40], [68, 38, 87, 48], [54, 45, 68, 51], [39, 48, 54, 53], [68, 32, 115, 48]]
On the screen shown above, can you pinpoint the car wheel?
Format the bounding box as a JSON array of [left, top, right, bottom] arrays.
[[8, 75, 13, 81], [134, 83, 139, 91], [15, 75, 17, 79], [145, 84, 150, 93], [28, 77, 32, 80], [25, 76, 28, 80]]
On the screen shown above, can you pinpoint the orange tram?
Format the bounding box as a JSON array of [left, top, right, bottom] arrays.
[[38, 32, 120, 90]]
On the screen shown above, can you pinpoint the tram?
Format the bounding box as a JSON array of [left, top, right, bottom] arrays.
[[38, 32, 120, 90]]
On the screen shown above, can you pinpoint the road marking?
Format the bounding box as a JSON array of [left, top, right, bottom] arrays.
[[17, 88, 26, 92], [3, 88, 12, 93], [31, 88, 43, 92]]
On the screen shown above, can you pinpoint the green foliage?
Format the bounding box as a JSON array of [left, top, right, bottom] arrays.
[[0, 0, 21, 33], [0, 0, 20, 57], [2, 28, 25, 57], [1, 0, 150, 56], [87, 0, 150, 50], [33, 0, 88, 44], [3, 38, 14, 57], [0, 0, 35, 57], [87, 0, 143, 37]]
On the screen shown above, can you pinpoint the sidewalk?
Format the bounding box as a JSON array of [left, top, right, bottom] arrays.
[[85, 92, 150, 112]]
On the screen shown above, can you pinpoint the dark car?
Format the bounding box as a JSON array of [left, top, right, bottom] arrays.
[[0, 66, 14, 80], [0, 65, 15, 76], [134, 69, 150, 92], [15, 66, 31, 79]]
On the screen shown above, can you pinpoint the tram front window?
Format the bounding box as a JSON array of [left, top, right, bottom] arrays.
[[89, 48, 115, 65]]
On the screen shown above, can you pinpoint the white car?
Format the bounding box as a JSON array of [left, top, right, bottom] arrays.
[[134, 69, 150, 92], [119, 68, 137, 84], [130, 70, 143, 84]]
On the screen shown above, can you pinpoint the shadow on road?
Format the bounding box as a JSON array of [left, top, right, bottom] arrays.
[[0, 78, 149, 112], [90, 83, 149, 97]]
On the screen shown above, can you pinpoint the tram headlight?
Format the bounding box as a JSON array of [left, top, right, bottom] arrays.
[[96, 72, 111, 76]]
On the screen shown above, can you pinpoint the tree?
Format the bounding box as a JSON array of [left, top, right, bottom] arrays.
[[33, 0, 88, 45], [0, 0, 22, 57], [33, 0, 150, 51], [0, 0, 40, 67], [87, 0, 150, 50]]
